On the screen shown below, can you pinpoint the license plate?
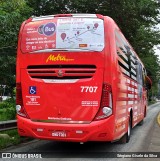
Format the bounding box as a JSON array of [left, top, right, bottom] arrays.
[[52, 131, 67, 137]]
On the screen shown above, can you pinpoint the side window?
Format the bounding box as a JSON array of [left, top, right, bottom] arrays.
[[115, 29, 137, 81], [115, 30, 130, 77], [136, 62, 143, 98], [136, 63, 143, 85], [142, 68, 146, 87]]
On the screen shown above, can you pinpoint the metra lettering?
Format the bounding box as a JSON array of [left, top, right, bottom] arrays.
[[46, 54, 74, 62]]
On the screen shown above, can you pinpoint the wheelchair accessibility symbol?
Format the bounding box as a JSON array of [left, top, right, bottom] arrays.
[[29, 86, 37, 94]]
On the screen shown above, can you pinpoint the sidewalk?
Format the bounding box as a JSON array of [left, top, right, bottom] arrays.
[[148, 112, 160, 152]]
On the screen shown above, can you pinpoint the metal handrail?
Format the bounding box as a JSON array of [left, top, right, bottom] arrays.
[[0, 120, 17, 132]]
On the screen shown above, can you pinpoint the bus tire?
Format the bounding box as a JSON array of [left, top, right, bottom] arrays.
[[119, 116, 131, 144], [138, 119, 144, 126]]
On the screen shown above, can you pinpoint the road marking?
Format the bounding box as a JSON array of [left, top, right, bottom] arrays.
[[157, 112, 160, 126]]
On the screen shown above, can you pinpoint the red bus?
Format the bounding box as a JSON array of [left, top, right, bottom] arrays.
[[16, 14, 152, 143]]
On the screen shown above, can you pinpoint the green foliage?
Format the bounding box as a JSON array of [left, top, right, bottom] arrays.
[[0, 0, 33, 48], [13, 87, 16, 97], [0, 129, 20, 149], [0, 98, 15, 109], [27, 0, 70, 15], [0, 98, 16, 121], [0, 0, 33, 97], [0, 129, 32, 150]]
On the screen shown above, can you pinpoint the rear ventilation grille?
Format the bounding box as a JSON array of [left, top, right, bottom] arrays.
[[27, 65, 96, 79]]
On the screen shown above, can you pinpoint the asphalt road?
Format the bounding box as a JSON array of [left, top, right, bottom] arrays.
[[1, 102, 160, 161]]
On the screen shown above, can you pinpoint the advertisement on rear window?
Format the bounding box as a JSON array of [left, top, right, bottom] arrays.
[[21, 18, 104, 52]]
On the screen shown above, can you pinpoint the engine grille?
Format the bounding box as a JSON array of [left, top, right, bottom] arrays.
[[27, 65, 96, 79]]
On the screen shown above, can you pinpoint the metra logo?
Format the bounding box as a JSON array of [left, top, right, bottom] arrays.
[[46, 54, 74, 63], [38, 23, 56, 36]]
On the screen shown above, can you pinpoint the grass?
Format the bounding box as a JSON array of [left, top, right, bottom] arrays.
[[0, 129, 32, 150]]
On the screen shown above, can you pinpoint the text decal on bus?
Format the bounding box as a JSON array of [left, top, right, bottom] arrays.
[[46, 54, 74, 62]]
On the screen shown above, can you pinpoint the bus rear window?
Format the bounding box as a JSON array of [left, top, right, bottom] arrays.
[[21, 17, 104, 53]]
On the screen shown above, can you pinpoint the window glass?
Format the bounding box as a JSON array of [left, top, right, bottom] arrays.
[[21, 18, 105, 53]]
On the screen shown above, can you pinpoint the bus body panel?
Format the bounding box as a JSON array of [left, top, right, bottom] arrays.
[[16, 14, 149, 142], [20, 52, 104, 122], [17, 115, 115, 142]]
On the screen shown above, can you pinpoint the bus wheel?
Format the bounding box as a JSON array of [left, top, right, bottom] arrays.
[[138, 119, 144, 126], [119, 117, 131, 144]]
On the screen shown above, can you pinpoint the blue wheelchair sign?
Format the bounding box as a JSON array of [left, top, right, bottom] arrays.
[[29, 86, 37, 94]]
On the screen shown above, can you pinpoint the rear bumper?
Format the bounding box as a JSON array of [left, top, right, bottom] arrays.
[[17, 115, 115, 142]]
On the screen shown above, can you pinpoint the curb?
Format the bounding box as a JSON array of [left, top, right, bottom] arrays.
[[157, 112, 160, 126]]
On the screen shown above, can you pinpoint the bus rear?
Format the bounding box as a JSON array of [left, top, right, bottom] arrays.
[[16, 14, 115, 142]]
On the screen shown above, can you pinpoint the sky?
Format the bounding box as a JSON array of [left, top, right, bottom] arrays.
[[154, 45, 160, 60], [154, 22, 160, 60]]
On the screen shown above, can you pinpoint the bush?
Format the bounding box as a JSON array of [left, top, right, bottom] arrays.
[[0, 98, 16, 121], [0, 98, 15, 109]]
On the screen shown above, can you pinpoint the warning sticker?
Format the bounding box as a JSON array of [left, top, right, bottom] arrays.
[[26, 96, 40, 106], [81, 101, 99, 107], [29, 86, 37, 94]]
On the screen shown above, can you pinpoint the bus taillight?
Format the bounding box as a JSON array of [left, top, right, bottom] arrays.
[[94, 83, 113, 121], [16, 83, 29, 118]]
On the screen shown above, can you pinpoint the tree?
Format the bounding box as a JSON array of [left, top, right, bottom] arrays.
[[27, 0, 70, 16], [0, 0, 32, 98]]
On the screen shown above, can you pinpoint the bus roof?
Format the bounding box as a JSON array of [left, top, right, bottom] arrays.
[[31, 14, 103, 22]]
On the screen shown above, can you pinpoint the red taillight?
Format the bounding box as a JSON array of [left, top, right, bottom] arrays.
[[16, 83, 23, 105], [16, 83, 29, 118], [100, 83, 113, 109], [94, 83, 113, 121]]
